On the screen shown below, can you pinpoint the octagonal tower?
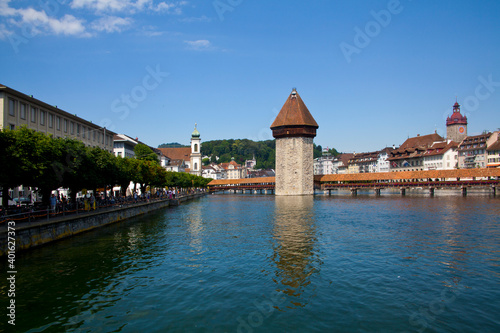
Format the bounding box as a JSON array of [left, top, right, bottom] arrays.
[[271, 88, 319, 196]]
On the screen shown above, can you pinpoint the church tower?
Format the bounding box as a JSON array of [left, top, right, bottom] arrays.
[[446, 101, 468, 143], [190, 124, 202, 176], [271, 88, 319, 196]]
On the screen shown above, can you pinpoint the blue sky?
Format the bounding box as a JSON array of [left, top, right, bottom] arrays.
[[1, 0, 499, 153]]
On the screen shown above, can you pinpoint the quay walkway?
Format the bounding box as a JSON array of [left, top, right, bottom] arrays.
[[0, 192, 206, 256]]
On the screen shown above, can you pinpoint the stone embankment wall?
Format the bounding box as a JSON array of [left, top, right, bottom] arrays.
[[0, 193, 205, 256]]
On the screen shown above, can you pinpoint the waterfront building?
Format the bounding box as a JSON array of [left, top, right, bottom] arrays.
[[190, 124, 202, 176], [446, 101, 468, 143], [376, 148, 392, 173], [313, 149, 335, 175], [220, 160, 247, 179], [113, 134, 138, 158], [202, 165, 223, 179], [487, 139, 500, 168], [389, 133, 444, 171], [457, 131, 499, 169], [0, 83, 115, 152], [348, 151, 379, 173], [333, 153, 353, 174], [423, 141, 458, 170], [271, 88, 319, 195]]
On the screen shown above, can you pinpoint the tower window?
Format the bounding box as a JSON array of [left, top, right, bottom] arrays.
[[194, 144, 198, 152]]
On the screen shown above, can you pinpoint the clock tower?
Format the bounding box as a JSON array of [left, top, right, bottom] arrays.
[[446, 101, 467, 143]]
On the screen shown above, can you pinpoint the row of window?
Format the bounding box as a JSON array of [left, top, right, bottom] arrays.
[[460, 150, 485, 156], [7, 97, 112, 146]]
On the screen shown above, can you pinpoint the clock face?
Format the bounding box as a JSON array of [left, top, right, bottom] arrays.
[[459, 126, 465, 133]]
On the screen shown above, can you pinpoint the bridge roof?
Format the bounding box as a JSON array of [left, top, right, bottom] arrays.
[[270, 89, 318, 129], [208, 169, 500, 187], [208, 177, 275, 186], [316, 168, 500, 182]]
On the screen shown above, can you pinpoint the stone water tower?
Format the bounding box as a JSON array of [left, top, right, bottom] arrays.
[[271, 88, 319, 196]]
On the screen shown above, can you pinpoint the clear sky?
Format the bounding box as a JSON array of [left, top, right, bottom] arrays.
[[1, 0, 499, 153]]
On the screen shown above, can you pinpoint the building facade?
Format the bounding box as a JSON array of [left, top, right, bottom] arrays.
[[348, 151, 379, 174], [487, 140, 500, 168], [457, 131, 500, 169], [271, 88, 318, 195], [422, 141, 458, 170], [389, 133, 444, 172], [1, 84, 115, 152]]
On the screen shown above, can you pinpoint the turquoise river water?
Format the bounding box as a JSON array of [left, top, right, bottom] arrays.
[[1, 193, 500, 332]]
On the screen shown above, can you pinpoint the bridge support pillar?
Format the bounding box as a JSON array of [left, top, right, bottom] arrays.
[[462, 186, 467, 197], [375, 188, 381, 196], [492, 186, 497, 196], [328, 189, 332, 196], [429, 187, 435, 197], [401, 188, 406, 196], [351, 188, 358, 196]]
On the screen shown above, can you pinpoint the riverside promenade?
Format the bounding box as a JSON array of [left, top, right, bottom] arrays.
[[0, 192, 206, 256]]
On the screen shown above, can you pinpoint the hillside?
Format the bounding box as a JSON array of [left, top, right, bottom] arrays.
[[197, 139, 339, 170]]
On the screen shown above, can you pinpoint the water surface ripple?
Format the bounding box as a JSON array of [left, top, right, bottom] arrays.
[[1, 194, 499, 332]]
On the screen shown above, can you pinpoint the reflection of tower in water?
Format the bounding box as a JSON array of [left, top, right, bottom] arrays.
[[272, 196, 321, 308]]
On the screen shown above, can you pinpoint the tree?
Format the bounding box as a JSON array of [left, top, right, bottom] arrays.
[[115, 157, 135, 196], [134, 143, 159, 164], [11, 127, 65, 205], [0, 129, 21, 207]]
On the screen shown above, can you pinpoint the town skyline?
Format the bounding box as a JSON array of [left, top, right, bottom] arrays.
[[1, 1, 499, 152]]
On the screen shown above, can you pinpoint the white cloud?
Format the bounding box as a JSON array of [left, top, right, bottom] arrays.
[[0, 0, 16, 16], [184, 39, 212, 51], [15, 7, 89, 37], [92, 16, 133, 33], [0, 0, 190, 41], [70, 0, 187, 14], [71, 0, 128, 12], [0, 23, 13, 40]]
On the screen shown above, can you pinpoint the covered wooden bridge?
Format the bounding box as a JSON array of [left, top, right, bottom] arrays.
[[208, 169, 500, 196]]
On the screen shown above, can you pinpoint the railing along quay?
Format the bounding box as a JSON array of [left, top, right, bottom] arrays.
[[0, 194, 190, 226]]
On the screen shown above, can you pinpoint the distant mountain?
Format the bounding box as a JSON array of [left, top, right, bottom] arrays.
[[158, 142, 188, 148]]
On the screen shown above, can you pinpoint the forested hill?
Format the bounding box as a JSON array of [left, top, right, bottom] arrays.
[[185, 139, 338, 170], [158, 142, 188, 148]]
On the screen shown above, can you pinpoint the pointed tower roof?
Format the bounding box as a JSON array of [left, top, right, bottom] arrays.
[[271, 88, 319, 129], [270, 89, 318, 139], [446, 101, 467, 126]]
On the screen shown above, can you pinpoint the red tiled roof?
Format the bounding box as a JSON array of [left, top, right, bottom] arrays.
[[271, 89, 319, 129], [487, 140, 500, 151], [399, 133, 444, 149], [425, 141, 458, 157], [338, 153, 354, 166], [158, 147, 191, 161]]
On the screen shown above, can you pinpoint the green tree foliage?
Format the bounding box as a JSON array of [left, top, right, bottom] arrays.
[[200, 139, 338, 170], [202, 139, 276, 169], [1, 127, 211, 207], [134, 143, 159, 164], [158, 142, 188, 148]]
